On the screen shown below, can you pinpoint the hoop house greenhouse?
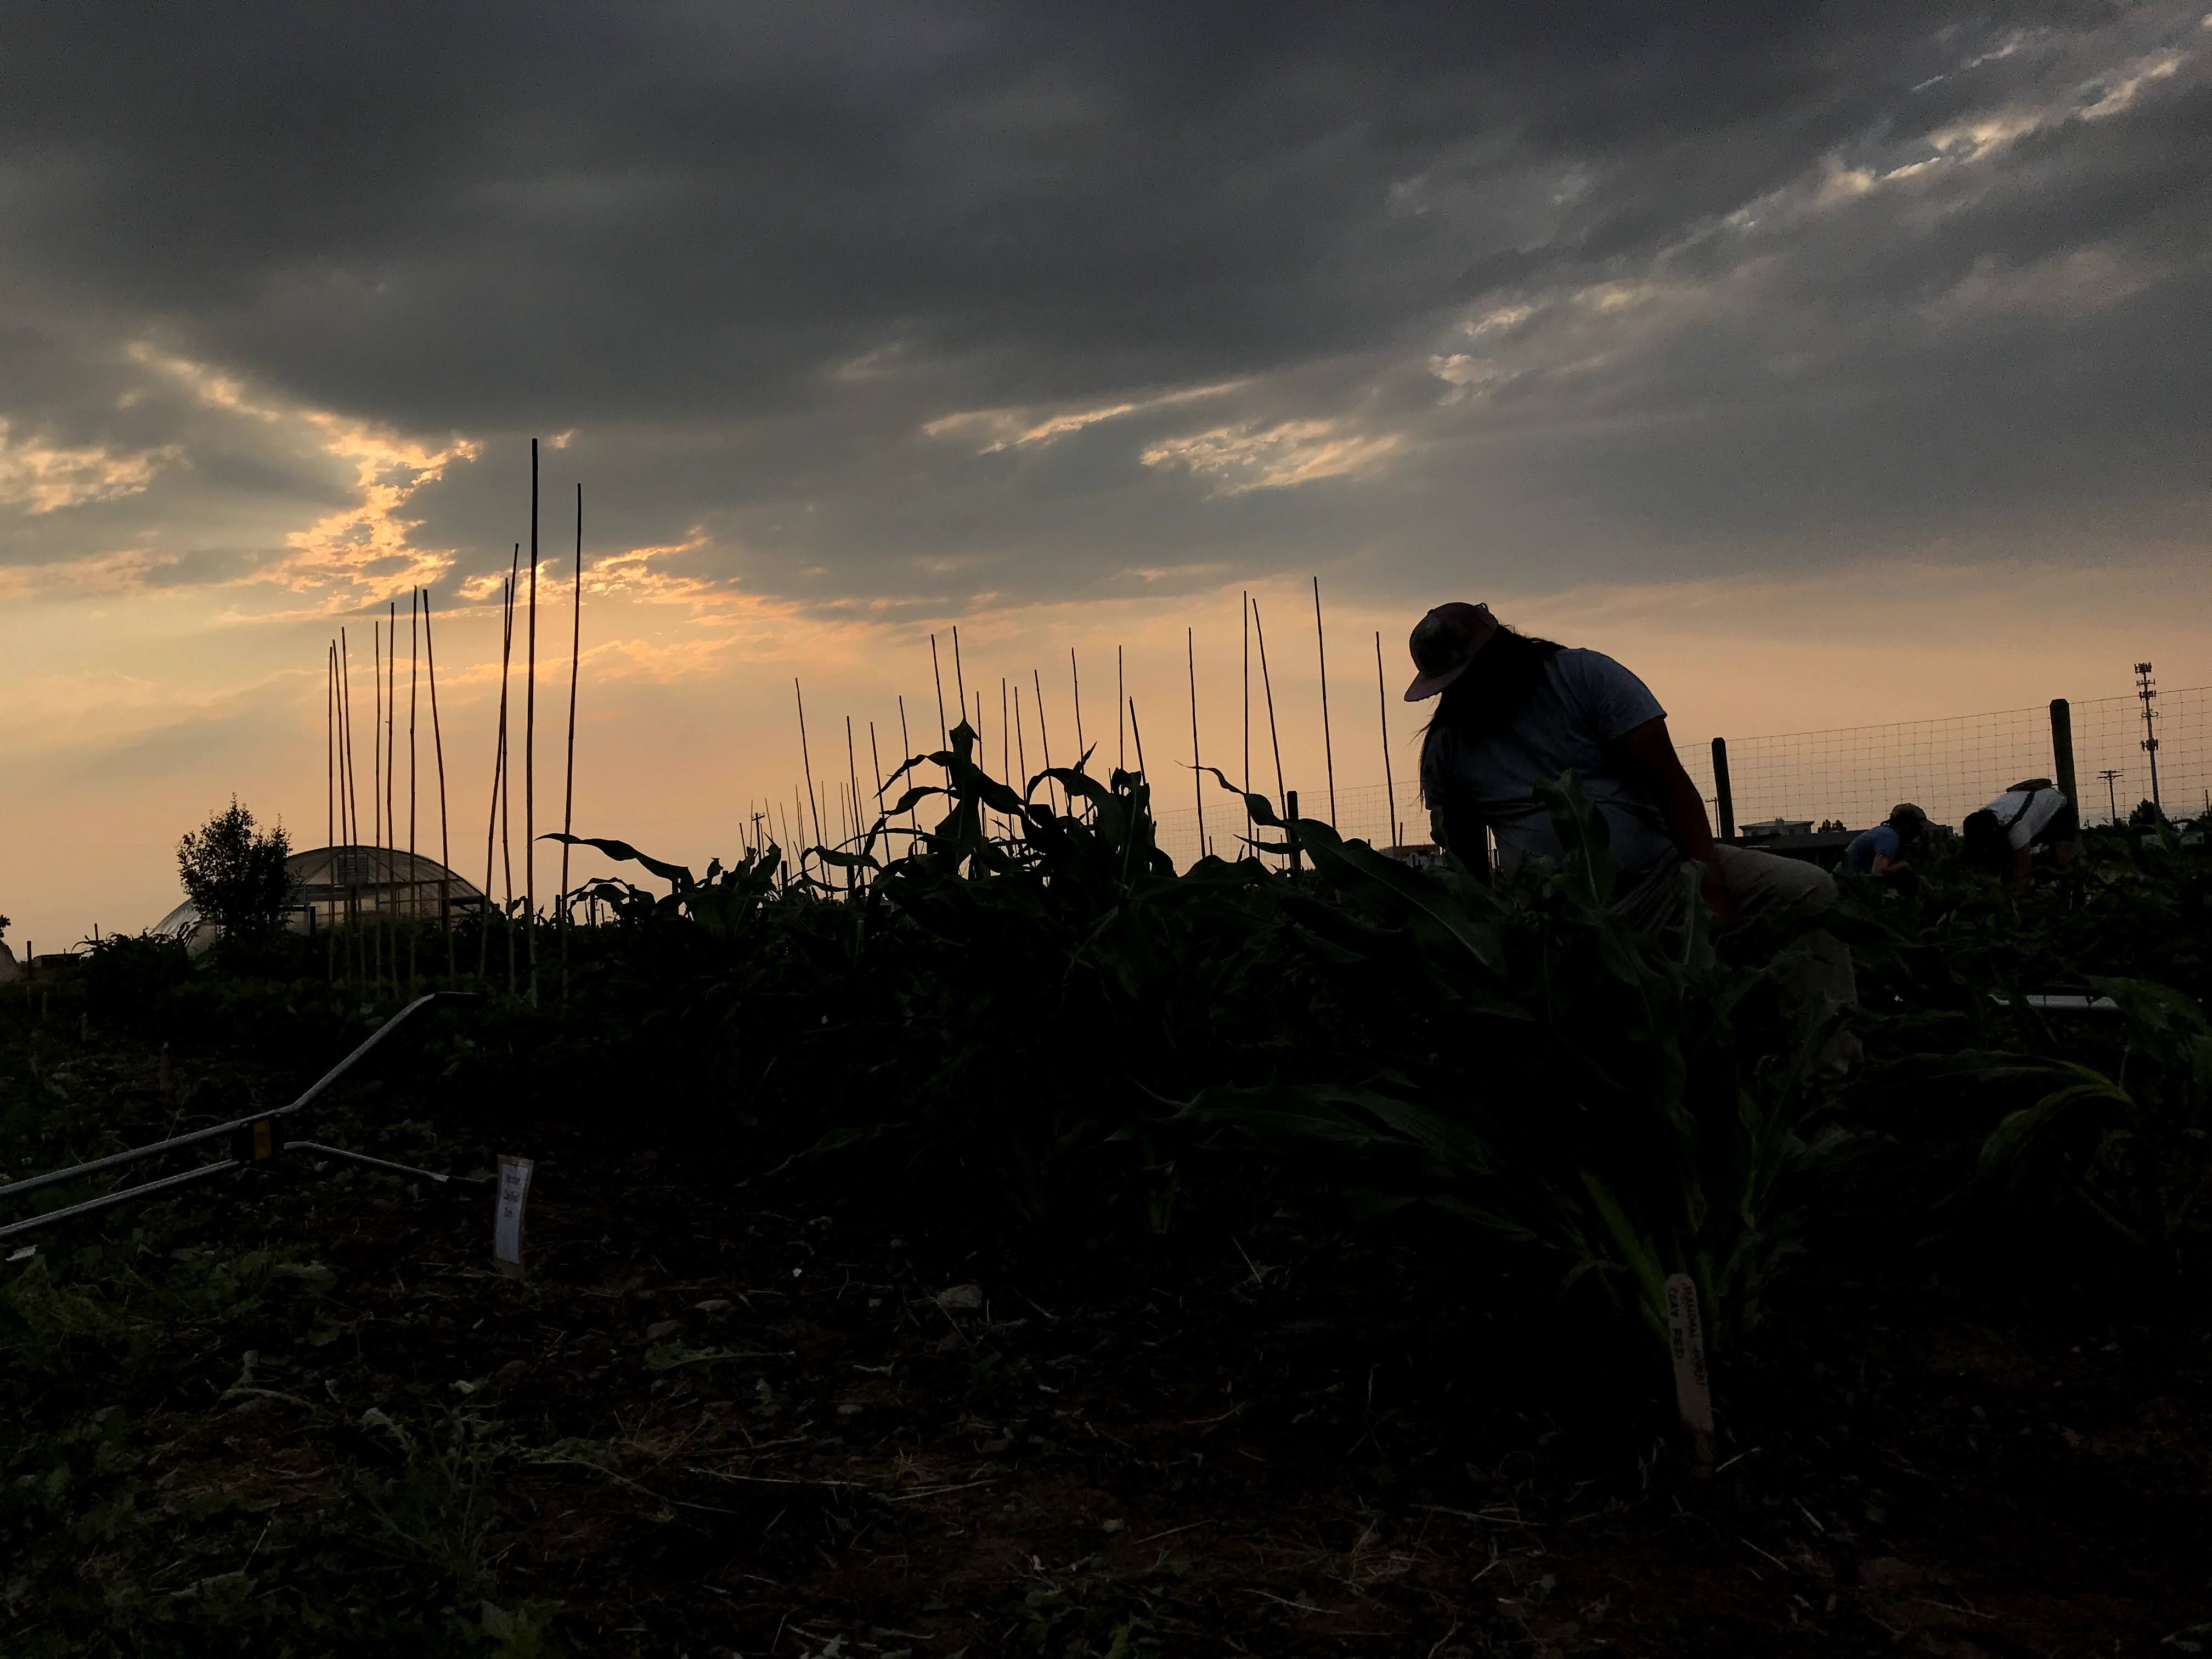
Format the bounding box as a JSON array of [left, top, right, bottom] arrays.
[[153, 845, 486, 948]]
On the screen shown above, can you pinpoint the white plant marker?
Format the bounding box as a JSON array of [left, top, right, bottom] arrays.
[[494, 1155, 534, 1278], [1664, 1273, 1716, 1471]]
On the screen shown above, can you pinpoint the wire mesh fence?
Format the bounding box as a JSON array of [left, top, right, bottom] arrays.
[[1674, 685, 2205, 834], [1144, 683, 2207, 868]]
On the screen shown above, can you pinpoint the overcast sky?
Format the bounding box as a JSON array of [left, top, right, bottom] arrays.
[[4, 3, 2208, 948]]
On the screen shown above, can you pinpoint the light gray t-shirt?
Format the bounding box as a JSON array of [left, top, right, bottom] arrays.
[[1978, 785, 2070, 850], [1419, 648, 1678, 882]]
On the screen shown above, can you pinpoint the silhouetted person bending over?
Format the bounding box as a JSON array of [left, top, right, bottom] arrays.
[[1408, 601, 1858, 1070]]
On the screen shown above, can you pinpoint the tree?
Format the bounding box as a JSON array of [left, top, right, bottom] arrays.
[[177, 799, 294, 938]]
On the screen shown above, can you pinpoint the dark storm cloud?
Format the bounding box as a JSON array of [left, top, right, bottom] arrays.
[[1, 1, 2205, 608]]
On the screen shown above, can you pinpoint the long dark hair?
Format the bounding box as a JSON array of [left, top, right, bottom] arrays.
[[1419, 625, 1566, 798]]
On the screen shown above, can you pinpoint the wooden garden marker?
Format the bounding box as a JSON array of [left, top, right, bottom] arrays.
[[494, 1155, 534, 1278], [1663, 1273, 1716, 1471]]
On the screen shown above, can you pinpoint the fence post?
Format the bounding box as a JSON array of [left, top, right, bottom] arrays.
[[1286, 788, 1302, 880], [1710, 738, 1735, 840], [2048, 699, 2078, 808]]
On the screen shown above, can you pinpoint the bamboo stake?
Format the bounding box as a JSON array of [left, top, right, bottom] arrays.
[[1187, 627, 1206, 858], [408, 588, 420, 984], [1032, 668, 1054, 806], [1375, 630, 1398, 853], [481, 557, 516, 979], [795, 678, 823, 849], [1117, 647, 1125, 778], [1070, 647, 1086, 777], [868, 720, 884, 832], [1014, 682, 1028, 794], [386, 599, 397, 982], [326, 643, 337, 974], [845, 714, 861, 892], [1252, 600, 1287, 817], [425, 585, 453, 974], [1129, 697, 1147, 778], [1313, 576, 1336, 826], [560, 483, 582, 1000], [340, 627, 360, 978], [1000, 677, 1011, 815], [898, 695, 916, 833], [951, 625, 967, 733], [373, 617, 383, 981], [501, 566, 519, 997], [525, 438, 539, 1009], [929, 633, 948, 744], [1242, 592, 1251, 803]]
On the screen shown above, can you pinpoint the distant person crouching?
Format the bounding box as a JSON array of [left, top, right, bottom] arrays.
[[1847, 803, 1931, 894], [1408, 601, 1858, 1073], [1961, 778, 2079, 886]]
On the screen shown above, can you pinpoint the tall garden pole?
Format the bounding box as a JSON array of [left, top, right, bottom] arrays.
[[1117, 647, 1126, 777], [373, 617, 383, 981], [868, 720, 884, 830], [1188, 627, 1206, 858], [326, 643, 337, 972], [1032, 668, 1054, 806], [524, 439, 540, 1009], [1242, 592, 1251, 804], [1252, 601, 1287, 823], [898, 695, 916, 833], [845, 714, 862, 891], [930, 634, 948, 746], [951, 625, 968, 733], [424, 584, 453, 974], [481, 557, 517, 980], [1313, 577, 1336, 826], [340, 627, 361, 978], [408, 588, 420, 983], [1070, 648, 1086, 772], [794, 678, 823, 848], [561, 484, 583, 1000], [1014, 682, 1028, 789], [1375, 630, 1398, 851], [500, 567, 519, 997]]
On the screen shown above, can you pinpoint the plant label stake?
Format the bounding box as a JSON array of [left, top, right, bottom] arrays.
[[494, 1155, 534, 1278], [1664, 1273, 1715, 1471]]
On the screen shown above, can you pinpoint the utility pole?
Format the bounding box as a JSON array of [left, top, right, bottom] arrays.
[[2097, 769, 2121, 823], [2135, 662, 2162, 814]]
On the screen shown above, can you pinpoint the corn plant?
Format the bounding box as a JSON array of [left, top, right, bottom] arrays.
[[1167, 771, 1837, 1358]]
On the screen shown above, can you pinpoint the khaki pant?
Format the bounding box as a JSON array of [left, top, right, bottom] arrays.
[[1616, 845, 1860, 1074]]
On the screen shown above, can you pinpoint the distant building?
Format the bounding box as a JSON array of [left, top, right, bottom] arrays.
[[153, 844, 487, 951], [1737, 817, 1814, 840]]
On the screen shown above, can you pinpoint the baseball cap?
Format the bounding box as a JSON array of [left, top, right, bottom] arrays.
[[1404, 602, 1500, 701]]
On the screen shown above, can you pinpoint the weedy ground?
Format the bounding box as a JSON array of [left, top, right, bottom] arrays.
[[3, 1001, 2207, 1658], [6, 768, 2210, 1655]]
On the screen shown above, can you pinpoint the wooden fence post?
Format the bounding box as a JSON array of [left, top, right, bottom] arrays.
[[1286, 788, 1302, 880], [2049, 698, 2078, 807], [1710, 738, 1735, 841]]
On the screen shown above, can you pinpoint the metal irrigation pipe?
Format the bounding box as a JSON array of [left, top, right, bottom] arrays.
[[0, 992, 470, 1239]]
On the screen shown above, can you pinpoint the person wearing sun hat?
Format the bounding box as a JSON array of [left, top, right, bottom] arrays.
[[1408, 601, 1859, 1070]]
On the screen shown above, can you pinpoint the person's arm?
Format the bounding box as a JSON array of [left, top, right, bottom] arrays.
[[1606, 716, 1734, 929], [1870, 851, 1909, 877], [1433, 803, 1493, 882], [2007, 844, 2034, 887]]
